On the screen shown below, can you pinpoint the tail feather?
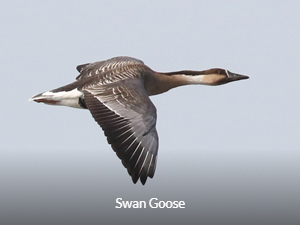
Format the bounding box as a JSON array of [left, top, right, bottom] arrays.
[[29, 91, 62, 105], [29, 89, 84, 108]]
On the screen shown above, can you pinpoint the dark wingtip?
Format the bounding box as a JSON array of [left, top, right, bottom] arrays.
[[131, 171, 148, 185], [132, 175, 139, 184], [76, 63, 90, 72], [140, 176, 147, 185]]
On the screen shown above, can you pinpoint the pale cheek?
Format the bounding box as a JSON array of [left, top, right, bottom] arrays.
[[202, 75, 226, 85]]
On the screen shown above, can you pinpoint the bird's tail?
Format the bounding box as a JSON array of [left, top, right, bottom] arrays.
[[29, 82, 84, 109]]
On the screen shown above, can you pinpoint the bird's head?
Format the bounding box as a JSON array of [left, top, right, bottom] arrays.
[[199, 68, 249, 85]]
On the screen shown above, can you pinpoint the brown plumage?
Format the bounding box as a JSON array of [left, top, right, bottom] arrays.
[[29, 56, 249, 185]]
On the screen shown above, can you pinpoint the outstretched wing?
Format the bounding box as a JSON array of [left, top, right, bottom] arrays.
[[83, 78, 158, 185]]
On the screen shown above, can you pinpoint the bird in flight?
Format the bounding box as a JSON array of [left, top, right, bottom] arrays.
[[30, 56, 249, 185]]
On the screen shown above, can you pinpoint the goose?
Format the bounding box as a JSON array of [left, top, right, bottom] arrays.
[[29, 56, 249, 185]]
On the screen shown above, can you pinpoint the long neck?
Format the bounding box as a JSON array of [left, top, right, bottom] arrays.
[[144, 71, 205, 96]]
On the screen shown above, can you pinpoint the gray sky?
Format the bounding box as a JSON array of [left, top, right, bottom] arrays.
[[1, 0, 300, 224]]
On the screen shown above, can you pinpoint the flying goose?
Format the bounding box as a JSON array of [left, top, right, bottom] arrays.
[[29, 56, 249, 185]]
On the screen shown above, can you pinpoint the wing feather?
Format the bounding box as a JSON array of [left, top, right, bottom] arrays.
[[76, 57, 144, 80], [83, 78, 158, 185]]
